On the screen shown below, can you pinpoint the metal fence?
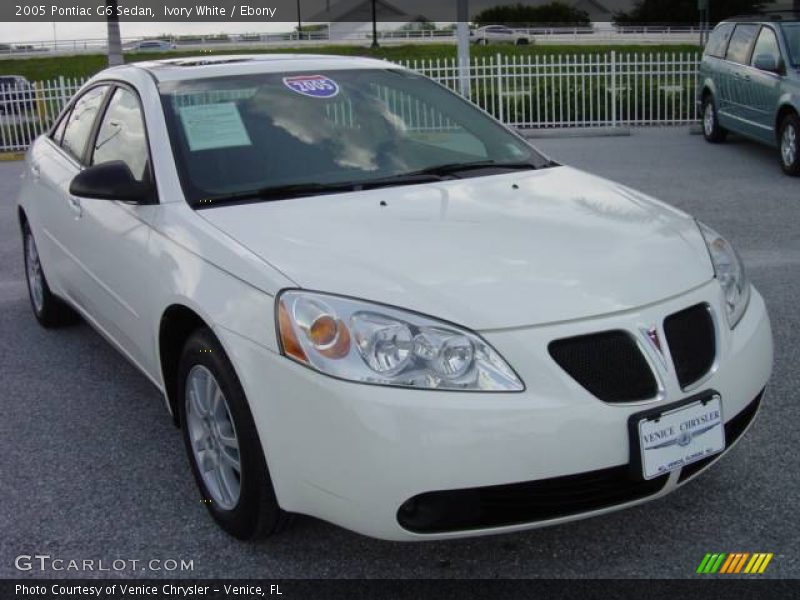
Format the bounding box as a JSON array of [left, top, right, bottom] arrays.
[[0, 77, 84, 151], [0, 27, 704, 57], [408, 52, 702, 128], [0, 51, 702, 152]]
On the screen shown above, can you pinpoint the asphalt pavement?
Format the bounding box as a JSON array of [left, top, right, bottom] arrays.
[[1, 127, 798, 579]]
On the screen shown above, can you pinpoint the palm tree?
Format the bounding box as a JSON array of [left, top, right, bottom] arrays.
[[106, 0, 123, 67]]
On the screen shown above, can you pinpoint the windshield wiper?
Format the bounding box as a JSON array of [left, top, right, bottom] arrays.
[[196, 182, 359, 207], [196, 173, 451, 207], [195, 161, 546, 207], [407, 159, 541, 178]]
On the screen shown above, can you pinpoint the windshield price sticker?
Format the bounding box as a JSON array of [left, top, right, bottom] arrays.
[[178, 103, 252, 152], [282, 75, 340, 99]]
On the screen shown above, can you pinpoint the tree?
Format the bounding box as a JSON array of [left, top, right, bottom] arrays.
[[614, 0, 774, 25], [474, 2, 590, 26], [400, 17, 437, 31]]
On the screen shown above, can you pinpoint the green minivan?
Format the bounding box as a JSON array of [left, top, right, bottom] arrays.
[[699, 13, 800, 175]]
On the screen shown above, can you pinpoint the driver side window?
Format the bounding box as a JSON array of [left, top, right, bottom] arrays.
[[91, 87, 150, 183]]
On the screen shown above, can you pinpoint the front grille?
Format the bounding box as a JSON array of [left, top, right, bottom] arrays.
[[398, 465, 669, 534], [549, 331, 658, 403], [678, 390, 763, 483], [664, 304, 716, 389]]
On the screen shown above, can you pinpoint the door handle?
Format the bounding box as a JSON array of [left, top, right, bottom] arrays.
[[68, 196, 82, 218], [30, 163, 40, 178]]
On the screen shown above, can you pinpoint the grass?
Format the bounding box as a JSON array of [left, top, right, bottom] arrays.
[[0, 43, 701, 82]]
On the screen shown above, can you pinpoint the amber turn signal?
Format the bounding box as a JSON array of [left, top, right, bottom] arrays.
[[278, 300, 308, 363]]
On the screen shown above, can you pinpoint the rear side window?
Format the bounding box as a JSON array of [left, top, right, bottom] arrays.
[[91, 87, 150, 182], [61, 85, 108, 161], [726, 24, 759, 64], [751, 27, 781, 66], [705, 23, 734, 58], [50, 110, 70, 145]]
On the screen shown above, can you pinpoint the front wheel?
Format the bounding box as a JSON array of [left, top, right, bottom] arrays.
[[702, 95, 727, 143], [779, 114, 800, 176], [178, 327, 290, 540]]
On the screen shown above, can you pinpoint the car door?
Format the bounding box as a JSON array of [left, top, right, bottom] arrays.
[[65, 84, 160, 374], [31, 85, 109, 304], [701, 23, 734, 111], [744, 25, 785, 143], [721, 23, 759, 125]]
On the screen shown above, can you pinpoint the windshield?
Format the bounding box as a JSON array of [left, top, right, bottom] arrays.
[[160, 68, 548, 206]]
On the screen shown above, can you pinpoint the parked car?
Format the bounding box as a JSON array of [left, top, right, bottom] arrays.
[[129, 40, 177, 52], [0, 75, 35, 114], [471, 25, 532, 45], [698, 12, 800, 175], [17, 55, 772, 542]]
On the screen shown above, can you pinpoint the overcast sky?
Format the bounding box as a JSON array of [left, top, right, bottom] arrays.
[[0, 22, 299, 44], [0, 0, 499, 43]]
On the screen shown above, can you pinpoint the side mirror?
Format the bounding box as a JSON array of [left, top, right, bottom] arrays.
[[753, 53, 782, 74], [69, 161, 154, 204]]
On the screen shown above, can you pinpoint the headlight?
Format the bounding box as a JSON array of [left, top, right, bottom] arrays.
[[276, 290, 524, 392], [698, 222, 750, 328]]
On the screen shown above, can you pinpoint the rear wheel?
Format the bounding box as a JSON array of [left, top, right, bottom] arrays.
[[22, 223, 78, 328], [178, 327, 290, 540], [702, 95, 727, 143], [778, 113, 800, 176]]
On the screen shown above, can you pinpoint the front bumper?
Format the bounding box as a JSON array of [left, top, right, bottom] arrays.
[[219, 281, 772, 541]]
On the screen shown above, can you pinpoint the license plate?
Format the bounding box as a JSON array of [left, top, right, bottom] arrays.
[[633, 394, 725, 480]]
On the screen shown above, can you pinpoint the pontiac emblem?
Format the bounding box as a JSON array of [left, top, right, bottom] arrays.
[[642, 325, 668, 368], [647, 326, 663, 354]]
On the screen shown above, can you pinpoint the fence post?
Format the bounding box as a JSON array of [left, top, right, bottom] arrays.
[[496, 53, 504, 123], [610, 50, 617, 128], [58, 76, 66, 111]]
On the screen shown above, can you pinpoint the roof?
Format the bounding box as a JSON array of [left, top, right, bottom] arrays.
[[722, 11, 800, 23], [128, 54, 397, 82]]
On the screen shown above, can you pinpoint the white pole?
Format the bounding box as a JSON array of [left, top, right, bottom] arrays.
[[456, 0, 470, 98], [106, 1, 123, 67]]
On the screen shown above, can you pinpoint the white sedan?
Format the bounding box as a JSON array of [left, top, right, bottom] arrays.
[[17, 55, 772, 541], [471, 25, 532, 45]]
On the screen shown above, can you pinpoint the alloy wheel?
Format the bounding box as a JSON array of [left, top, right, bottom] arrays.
[[185, 365, 242, 510], [25, 233, 44, 314], [704, 103, 715, 137], [782, 123, 797, 167]]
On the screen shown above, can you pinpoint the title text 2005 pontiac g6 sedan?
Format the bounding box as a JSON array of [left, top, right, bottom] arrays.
[[17, 56, 772, 541]]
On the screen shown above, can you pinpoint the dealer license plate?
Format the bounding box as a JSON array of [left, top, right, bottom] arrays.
[[636, 395, 725, 480]]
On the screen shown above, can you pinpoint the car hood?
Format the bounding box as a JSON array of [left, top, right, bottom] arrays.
[[199, 166, 712, 330]]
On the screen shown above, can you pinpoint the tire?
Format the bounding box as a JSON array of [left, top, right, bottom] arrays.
[[22, 222, 78, 328], [778, 113, 800, 176], [702, 94, 727, 143], [177, 327, 290, 540]]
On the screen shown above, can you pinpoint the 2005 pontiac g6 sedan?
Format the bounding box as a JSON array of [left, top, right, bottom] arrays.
[[17, 55, 773, 541]]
